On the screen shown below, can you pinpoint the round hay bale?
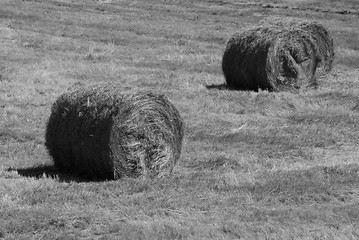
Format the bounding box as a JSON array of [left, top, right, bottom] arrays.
[[45, 83, 184, 180], [222, 19, 334, 91]]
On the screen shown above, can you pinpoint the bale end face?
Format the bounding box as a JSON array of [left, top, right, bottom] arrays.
[[261, 16, 335, 77], [109, 92, 184, 179]]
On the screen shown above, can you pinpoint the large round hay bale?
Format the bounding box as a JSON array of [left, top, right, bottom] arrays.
[[222, 19, 334, 91], [45, 83, 184, 180]]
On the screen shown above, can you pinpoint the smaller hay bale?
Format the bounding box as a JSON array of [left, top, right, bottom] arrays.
[[222, 26, 317, 91], [222, 18, 334, 91], [45, 83, 184, 180]]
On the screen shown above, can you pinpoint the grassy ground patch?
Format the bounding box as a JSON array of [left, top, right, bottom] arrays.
[[1, 0, 359, 239]]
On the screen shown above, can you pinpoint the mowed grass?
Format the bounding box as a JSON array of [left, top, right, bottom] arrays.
[[1, 0, 359, 239]]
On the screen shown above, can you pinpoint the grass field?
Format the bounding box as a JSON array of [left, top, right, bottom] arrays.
[[1, 0, 359, 239]]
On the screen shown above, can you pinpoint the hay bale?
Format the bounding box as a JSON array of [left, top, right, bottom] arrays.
[[222, 18, 334, 91], [45, 83, 184, 180]]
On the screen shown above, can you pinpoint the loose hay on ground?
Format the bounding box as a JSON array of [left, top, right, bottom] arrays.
[[45, 83, 184, 180], [222, 18, 334, 91]]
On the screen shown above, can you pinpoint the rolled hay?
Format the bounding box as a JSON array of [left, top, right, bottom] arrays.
[[45, 83, 184, 180], [222, 19, 334, 91]]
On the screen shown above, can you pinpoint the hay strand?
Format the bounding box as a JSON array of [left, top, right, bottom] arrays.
[[45, 83, 184, 180]]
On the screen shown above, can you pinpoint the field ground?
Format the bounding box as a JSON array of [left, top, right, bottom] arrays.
[[1, 0, 359, 239]]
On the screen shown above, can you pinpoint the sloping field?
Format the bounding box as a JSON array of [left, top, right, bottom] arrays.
[[0, 0, 359, 239]]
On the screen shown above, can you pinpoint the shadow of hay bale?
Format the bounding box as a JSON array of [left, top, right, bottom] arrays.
[[205, 83, 238, 91], [222, 17, 334, 92], [205, 83, 278, 92], [45, 82, 184, 181], [6, 165, 89, 182]]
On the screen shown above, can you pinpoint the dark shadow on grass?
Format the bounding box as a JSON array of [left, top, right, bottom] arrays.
[[6, 165, 91, 182], [205, 83, 238, 91], [205, 83, 265, 92]]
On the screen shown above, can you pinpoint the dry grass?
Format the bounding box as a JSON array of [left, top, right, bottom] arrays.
[[1, 0, 359, 239]]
